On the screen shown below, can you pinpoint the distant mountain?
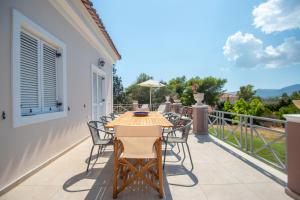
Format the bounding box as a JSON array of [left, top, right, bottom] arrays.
[[256, 84, 300, 98]]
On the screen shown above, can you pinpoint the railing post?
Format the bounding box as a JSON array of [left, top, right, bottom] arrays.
[[173, 102, 182, 114], [132, 101, 139, 111], [284, 115, 300, 199], [239, 115, 243, 149], [245, 116, 248, 152], [217, 111, 221, 138], [221, 112, 225, 140], [192, 104, 208, 135], [250, 116, 253, 154], [165, 101, 171, 113]]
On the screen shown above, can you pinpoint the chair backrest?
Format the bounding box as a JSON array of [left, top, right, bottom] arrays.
[[100, 116, 110, 125], [87, 121, 102, 145], [141, 104, 149, 109], [114, 125, 162, 158], [176, 118, 193, 140], [167, 113, 181, 128], [88, 121, 114, 144], [109, 113, 116, 120], [157, 104, 166, 113], [180, 106, 193, 119]]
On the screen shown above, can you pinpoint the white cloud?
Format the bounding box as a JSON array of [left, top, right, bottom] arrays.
[[253, 0, 300, 33], [223, 32, 300, 68]]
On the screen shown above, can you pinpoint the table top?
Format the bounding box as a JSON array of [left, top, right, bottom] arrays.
[[105, 111, 173, 128]]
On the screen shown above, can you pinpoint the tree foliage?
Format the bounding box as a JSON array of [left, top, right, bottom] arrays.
[[168, 76, 186, 97], [224, 98, 264, 117], [237, 84, 256, 101], [124, 74, 174, 104], [113, 66, 128, 104], [125, 74, 153, 104], [182, 76, 227, 106]]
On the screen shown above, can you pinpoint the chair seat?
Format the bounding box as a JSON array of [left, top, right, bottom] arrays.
[[120, 148, 157, 159], [164, 137, 186, 143], [181, 116, 190, 120], [94, 138, 113, 145]]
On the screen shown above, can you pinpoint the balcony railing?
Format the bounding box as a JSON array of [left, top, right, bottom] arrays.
[[208, 110, 287, 172]]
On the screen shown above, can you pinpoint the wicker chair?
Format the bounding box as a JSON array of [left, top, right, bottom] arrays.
[[163, 118, 194, 170], [86, 121, 114, 172]]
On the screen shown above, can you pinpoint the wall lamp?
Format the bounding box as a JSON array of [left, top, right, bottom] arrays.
[[98, 59, 105, 67]]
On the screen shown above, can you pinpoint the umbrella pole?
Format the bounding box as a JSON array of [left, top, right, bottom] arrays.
[[149, 87, 151, 110]]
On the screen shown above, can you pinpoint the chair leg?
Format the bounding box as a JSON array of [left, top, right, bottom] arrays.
[[86, 145, 95, 173], [185, 143, 194, 171], [93, 145, 102, 166], [157, 140, 164, 198], [113, 141, 119, 199], [181, 143, 186, 166], [176, 143, 181, 154], [163, 142, 168, 169]]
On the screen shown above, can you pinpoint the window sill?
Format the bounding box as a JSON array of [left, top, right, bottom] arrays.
[[13, 111, 67, 128]]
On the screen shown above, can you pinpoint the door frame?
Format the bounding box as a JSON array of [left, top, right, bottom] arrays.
[[91, 64, 106, 120]]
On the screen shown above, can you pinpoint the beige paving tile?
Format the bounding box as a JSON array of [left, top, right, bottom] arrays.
[[169, 184, 207, 200], [1, 135, 289, 200], [244, 183, 292, 200], [201, 184, 261, 200], [0, 185, 59, 200], [193, 163, 240, 185], [222, 161, 273, 183]]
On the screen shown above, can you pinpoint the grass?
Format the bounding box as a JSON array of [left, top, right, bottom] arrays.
[[208, 126, 286, 171]]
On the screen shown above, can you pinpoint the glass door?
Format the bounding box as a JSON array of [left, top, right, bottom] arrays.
[[92, 71, 105, 120]]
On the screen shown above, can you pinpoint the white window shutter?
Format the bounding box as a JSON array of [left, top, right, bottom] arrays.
[[20, 31, 39, 115], [42, 43, 57, 111]]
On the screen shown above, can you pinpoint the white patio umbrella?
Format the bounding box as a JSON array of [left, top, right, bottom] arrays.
[[138, 80, 165, 108]]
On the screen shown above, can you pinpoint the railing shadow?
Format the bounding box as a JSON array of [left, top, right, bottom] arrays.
[[194, 134, 212, 143], [210, 136, 287, 187]]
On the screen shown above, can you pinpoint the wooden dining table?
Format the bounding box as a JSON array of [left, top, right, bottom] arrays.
[[105, 111, 173, 128]]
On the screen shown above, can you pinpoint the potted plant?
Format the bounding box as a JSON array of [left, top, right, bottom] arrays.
[[192, 83, 204, 106]]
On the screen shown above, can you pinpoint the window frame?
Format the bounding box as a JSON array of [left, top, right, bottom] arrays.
[[12, 9, 67, 128]]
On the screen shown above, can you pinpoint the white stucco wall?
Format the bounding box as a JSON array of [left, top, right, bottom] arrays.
[[0, 0, 117, 191]]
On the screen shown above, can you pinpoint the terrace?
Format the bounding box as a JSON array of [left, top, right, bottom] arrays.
[[0, 105, 293, 200]]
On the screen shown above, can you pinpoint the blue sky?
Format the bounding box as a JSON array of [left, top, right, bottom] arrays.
[[94, 0, 300, 92]]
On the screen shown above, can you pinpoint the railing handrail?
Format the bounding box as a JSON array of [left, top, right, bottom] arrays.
[[210, 110, 286, 124]]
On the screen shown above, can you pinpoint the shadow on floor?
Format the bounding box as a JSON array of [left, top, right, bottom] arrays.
[[193, 134, 213, 143], [63, 150, 174, 200], [164, 164, 198, 187], [163, 140, 198, 188], [84, 148, 113, 164]]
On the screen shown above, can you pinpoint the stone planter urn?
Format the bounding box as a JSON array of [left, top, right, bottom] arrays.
[[194, 93, 204, 106], [132, 100, 139, 111], [165, 96, 170, 103], [292, 100, 300, 109], [174, 99, 181, 103], [173, 95, 181, 104]]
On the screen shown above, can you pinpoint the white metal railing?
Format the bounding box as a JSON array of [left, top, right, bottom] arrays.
[[208, 110, 287, 172]]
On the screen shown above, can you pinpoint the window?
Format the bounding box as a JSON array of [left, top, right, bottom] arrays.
[[12, 10, 67, 127]]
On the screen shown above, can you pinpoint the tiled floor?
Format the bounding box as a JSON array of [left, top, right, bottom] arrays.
[[0, 134, 292, 200]]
